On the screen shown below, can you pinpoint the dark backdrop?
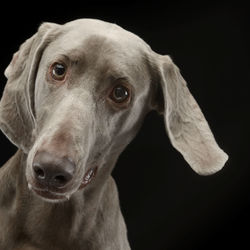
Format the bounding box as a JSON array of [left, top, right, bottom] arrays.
[[0, 1, 249, 249]]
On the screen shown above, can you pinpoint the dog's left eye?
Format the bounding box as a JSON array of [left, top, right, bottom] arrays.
[[50, 63, 67, 81], [109, 85, 130, 104]]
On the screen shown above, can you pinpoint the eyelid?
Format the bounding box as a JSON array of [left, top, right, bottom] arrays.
[[113, 76, 130, 84], [47, 55, 71, 71]]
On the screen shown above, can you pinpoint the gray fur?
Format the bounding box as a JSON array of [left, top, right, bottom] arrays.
[[0, 19, 228, 249]]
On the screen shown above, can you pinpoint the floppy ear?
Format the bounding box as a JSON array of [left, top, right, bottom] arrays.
[[156, 55, 228, 175], [0, 22, 61, 153]]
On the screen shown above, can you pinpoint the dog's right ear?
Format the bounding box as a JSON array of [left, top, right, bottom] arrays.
[[0, 22, 61, 153]]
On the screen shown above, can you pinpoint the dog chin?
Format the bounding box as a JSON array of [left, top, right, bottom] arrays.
[[37, 195, 69, 204]]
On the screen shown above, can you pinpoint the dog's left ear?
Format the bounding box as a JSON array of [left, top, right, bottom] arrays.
[[0, 22, 61, 153], [154, 55, 228, 175]]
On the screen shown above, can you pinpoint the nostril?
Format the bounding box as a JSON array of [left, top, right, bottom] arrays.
[[34, 165, 45, 180], [54, 174, 68, 185]]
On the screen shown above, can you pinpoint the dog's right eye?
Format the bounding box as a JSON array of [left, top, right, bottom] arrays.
[[50, 62, 67, 81]]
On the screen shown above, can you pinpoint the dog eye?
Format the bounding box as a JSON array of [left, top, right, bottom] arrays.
[[50, 63, 67, 81], [109, 85, 130, 104]]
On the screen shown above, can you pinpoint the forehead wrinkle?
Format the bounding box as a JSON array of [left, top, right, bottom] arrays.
[[82, 35, 121, 65], [80, 35, 131, 78], [66, 48, 86, 64]]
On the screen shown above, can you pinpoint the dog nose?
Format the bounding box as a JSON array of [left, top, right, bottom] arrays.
[[32, 151, 75, 188]]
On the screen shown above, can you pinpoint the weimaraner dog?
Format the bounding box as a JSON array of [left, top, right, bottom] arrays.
[[0, 19, 228, 249]]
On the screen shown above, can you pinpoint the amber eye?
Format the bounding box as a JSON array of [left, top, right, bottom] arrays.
[[109, 85, 130, 104], [50, 63, 67, 81]]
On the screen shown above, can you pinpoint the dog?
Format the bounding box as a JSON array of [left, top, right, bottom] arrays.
[[0, 19, 228, 249]]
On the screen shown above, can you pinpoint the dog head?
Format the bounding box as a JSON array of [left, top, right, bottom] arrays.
[[0, 19, 228, 202]]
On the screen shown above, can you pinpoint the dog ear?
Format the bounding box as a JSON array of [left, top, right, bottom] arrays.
[[155, 55, 228, 175], [0, 22, 61, 153]]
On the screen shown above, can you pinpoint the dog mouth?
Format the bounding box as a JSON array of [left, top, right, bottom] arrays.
[[78, 166, 98, 189], [28, 166, 98, 202]]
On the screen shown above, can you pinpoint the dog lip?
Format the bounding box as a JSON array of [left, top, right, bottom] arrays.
[[28, 183, 70, 201]]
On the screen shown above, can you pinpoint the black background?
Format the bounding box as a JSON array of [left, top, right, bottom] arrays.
[[0, 1, 249, 249]]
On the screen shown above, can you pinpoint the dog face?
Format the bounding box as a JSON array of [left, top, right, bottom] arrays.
[[0, 19, 228, 202]]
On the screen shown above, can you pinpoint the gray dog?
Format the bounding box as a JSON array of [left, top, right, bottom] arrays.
[[0, 19, 228, 249]]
